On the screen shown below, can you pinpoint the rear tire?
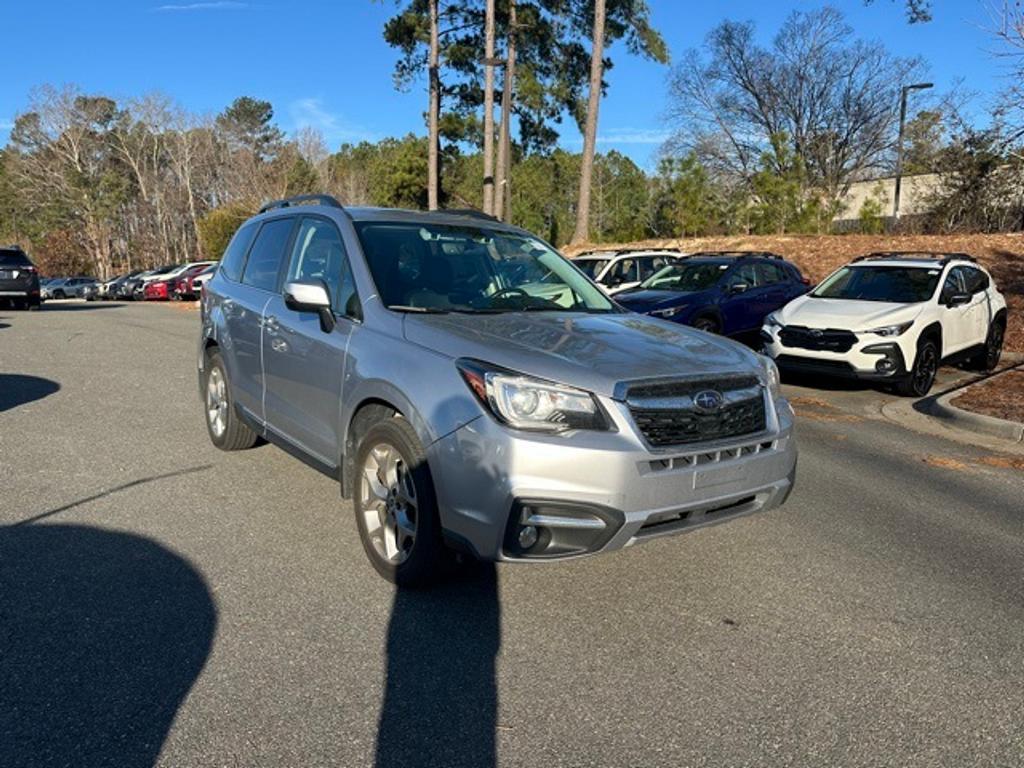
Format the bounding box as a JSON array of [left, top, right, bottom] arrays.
[[966, 320, 1004, 372], [354, 416, 445, 587], [203, 349, 258, 451], [896, 338, 939, 397]]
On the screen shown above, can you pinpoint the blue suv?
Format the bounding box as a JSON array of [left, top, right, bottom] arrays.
[[616, 252, 810, 337]]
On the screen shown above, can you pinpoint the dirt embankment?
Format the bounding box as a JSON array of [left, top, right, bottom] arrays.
[[565, 233, 1024, 353]]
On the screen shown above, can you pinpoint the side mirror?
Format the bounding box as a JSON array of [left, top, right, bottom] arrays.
[[284, 280, 335, 333], [945, 292, 971, 308], [728, 282, 749, 294]]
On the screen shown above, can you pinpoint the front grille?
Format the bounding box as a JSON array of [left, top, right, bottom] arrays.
[[779, 325, 857, 353], [625, 375, 767, 448]]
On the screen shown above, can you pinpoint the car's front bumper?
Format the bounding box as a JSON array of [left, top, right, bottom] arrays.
[[427, 393, 797, 562], [761, 326, 913, 381]]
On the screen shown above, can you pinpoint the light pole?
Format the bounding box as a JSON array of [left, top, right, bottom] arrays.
[[892, 82, 933, 227]]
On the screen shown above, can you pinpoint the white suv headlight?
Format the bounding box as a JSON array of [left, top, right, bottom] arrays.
[[458, 360, 609, 432], [764, 313, 783, 328], [863, 321, 914, 337]]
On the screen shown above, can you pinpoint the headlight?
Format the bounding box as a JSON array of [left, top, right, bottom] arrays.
[[760, 355, 781, 399], [650, 306, 683, 318], [764, 313, 783, 328], [863, 321, 913, 337], [457, 360, 608, 432]]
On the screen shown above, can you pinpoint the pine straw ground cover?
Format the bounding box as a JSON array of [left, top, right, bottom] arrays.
[[564, 233, 1024, 354], [950, 369, 1024, 423]]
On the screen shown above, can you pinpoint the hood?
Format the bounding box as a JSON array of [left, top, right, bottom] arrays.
[[776, 295, 926, 331], [404, 312, 762, 398], [615, 289, 704, 313]]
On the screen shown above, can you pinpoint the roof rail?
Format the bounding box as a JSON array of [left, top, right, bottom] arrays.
[[689, 250, 783, 260], [443, 208, 500, 222], [259, 194, 344, 214], [853, 251, 977, 265]]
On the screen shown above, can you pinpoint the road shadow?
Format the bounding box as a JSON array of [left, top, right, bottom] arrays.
[[375, 563, 501, 768], [0, 373, 60, 412], [0, 523, 216, 768]]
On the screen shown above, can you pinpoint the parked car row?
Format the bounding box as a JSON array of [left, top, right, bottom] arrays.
[[605, 249, 1007, 397]]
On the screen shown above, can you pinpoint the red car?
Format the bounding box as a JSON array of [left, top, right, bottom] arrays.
[[143, 279, 172, 301], [173, 263, 216, 300]]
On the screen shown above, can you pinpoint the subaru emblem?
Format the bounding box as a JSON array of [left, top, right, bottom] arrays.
[[693, 390, 724, 412]]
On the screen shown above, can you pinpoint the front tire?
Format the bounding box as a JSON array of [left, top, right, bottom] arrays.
[[896, 338, 939, 397], [354, 416, 444, 587], [692, 316, 720, 334], [203, 349, 258, 451]]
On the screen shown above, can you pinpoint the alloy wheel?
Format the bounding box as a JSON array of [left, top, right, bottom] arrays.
[[913, 345, 937, 396], [206, 366, 228, 438], [360, 443, 418, 565]]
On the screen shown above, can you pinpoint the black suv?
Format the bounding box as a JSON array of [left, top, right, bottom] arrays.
[[0, 246, 41, 310]]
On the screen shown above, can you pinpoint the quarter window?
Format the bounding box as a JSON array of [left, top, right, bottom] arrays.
[[242, 218, 295, 292], [755, 263, 787, 285], [219, 221, 259, 282]]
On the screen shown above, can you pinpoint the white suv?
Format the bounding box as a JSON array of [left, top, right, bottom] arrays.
[[574, 250, 682, 295], [761, 253, 1007, 397]]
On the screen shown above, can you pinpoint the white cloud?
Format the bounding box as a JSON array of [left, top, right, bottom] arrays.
[[155, 1, 248, 11], [562, 127, 672, 149], [288, 98, 379, 147]]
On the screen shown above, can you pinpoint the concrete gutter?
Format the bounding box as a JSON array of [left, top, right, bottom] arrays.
[[916, 362, 1024, 444]]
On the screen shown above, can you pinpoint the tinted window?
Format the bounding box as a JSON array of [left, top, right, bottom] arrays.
[[606, 259, 637, 284], [756, 262, 787, 284], [0, 249, 31, 267], [940, 269, 964, 301], [642, 261, 728, 291], [286, 218, 358, 316], [814, 266, 941, 303], [219, 221, 259, 282], [962, 266, 989, 294], [575, 259, 609, 279], [728, 263, 759, 288], [242, 218, 294, 292], [638, 257, 660, 280]]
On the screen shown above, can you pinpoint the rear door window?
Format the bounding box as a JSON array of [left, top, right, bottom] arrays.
[[756, 262, 787, 285], [219, 221, 259, 282], [962, 266, 989, 294], [242, 218, 295, 292]]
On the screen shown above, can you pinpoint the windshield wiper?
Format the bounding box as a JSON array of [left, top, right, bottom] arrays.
[[388, 305, 450, 314]]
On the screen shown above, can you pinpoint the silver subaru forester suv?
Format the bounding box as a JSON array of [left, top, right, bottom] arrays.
[[198, 195, 797, 586]]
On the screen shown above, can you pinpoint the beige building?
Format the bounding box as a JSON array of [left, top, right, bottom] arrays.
[[833, 173, 943, 225]]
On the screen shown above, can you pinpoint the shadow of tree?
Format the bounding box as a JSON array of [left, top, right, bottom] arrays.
[[0, 523, 216, 767], [39, 302, 126, 312], [0, 374, 60, 412], [375, 563, 501, 768]]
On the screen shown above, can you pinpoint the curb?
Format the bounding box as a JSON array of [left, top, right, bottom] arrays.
[[921, 367, 1024, 444]]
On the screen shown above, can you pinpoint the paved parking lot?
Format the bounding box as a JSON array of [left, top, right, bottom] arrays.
[[2, 301, 1023, 768]]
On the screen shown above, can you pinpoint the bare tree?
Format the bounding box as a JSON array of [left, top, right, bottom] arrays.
[[666, 7, 925, 205], [570, 0, 606, 244]]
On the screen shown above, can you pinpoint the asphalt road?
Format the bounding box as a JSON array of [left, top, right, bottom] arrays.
[[2, 301, 1023, 768]]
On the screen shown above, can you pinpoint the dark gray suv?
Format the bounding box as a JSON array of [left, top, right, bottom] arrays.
[[198, 195, 797, 586]]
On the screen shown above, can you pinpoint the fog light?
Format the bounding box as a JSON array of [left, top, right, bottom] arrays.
[[876, 358, 896, 373], [518, 525, 539, 549]]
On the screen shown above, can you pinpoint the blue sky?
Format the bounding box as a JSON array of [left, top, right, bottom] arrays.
[[0, 1, 1009, 168]]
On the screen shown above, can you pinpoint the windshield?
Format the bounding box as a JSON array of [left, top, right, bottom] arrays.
[[574, 258, 609, 279], [640, 261, 728, 292], [355, 222, 615, 314], [812, 266, 940, 303]]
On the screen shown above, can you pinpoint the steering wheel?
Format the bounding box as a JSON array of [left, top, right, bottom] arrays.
[[489, 287, 530, 302]]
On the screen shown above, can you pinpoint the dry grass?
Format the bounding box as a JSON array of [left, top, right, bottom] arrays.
[[565, 233, 1024, 353]]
